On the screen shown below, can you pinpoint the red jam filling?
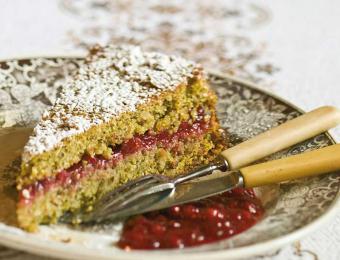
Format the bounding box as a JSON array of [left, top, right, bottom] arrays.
[[19, 113, 210, 205], [118, 188, 264, 250]]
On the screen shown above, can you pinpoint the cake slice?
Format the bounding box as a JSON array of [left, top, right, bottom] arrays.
[[17, 45, 226, 231]]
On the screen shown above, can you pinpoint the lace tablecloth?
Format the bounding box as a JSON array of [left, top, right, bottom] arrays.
[[0, 0, 339, 259]]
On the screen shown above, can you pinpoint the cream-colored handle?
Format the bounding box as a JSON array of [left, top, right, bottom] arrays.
[[240, 144, 340, 187], [221, 106, 340, 169]]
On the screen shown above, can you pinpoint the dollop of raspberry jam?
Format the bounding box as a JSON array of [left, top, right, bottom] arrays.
[[19, 116, 210, 205], [118, 188, 264, 250]]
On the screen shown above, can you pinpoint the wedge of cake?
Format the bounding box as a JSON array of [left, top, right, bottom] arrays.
[[17, 45, 226, 231]]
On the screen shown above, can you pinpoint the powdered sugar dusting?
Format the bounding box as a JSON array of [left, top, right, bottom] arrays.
[[22, 45, 198, 161]]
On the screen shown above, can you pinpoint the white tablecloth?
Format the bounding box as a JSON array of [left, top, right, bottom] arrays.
[[0, 0, 339, 259]]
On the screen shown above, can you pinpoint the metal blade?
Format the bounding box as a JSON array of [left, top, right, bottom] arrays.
[[95, 170, 244, 222], [146, 170, 244, 212]]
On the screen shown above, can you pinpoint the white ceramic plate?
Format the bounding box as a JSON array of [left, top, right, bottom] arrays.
[[0, 57, 339, 259]]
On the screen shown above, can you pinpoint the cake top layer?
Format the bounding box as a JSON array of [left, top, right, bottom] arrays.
[[22, 45, 200, 161]]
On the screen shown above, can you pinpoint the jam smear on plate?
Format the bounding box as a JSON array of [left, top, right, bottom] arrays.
[[118, 188, 264, 250]]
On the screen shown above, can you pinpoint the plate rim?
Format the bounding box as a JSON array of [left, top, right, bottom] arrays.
[[0, 56, 339, 260]]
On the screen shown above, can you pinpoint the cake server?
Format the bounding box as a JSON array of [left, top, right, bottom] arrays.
[[75, 143, 340, 223], [62, 106, 340, 223]]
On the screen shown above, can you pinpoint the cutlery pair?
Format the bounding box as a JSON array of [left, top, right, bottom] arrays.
[[62, 106, 340, 224]]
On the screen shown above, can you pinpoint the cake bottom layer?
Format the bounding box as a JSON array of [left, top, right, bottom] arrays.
[[17, 134, 224, 231]]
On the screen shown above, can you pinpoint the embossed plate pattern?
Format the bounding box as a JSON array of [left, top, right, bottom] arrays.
[[0, 57, 339, 259]]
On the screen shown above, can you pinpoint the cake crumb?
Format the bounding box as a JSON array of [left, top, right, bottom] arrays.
[[22, 45, 199, 161]]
